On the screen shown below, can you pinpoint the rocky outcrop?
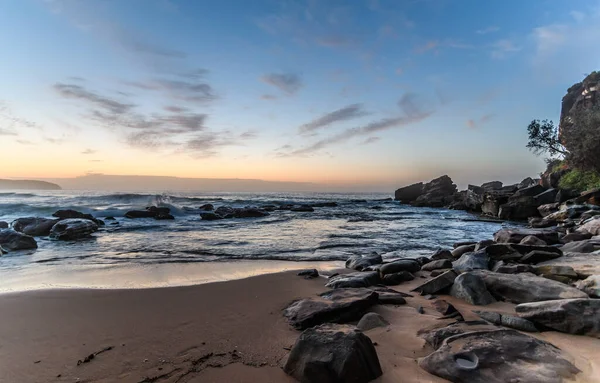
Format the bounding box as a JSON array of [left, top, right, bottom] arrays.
[[53, 209, 104, 225], [419, 329, 580, 383], [394, 182, 423, 202], [560, 71, 600, 136], [49, 219, 99, 240], [0, 179, 61, 190], [200, 206, 270, 220], [516, 299, 600, 338], [413, 175, 458, 207], [283, 288, 378, 330], [0, 229, 37, 251], [284, 324, 382, 383], [11, 217, 60, 237]]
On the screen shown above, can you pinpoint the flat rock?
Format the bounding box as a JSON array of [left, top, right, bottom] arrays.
[[561, 231, 593, 243], [0, 229, 37, 251], [422, 259, 452, 271], [378, 259, 420, 276], [11, 217, 59, 237], [419, 329, 580, 383], [325, 272, 381, 289], [472, 311, 537, 331], [49, 219, 99, 240], [357, 312, 389, 331], [519, 235, 547, 246], [345, 253, 383, 271], [452, 250, 489, 273], [534, 265, 578, 280], [516, 299, 600, 337], [451, 244, 476, 258], [561, 239, 600, 253], [575, 275, 600, 297], [578, 217, 600, 236], [474, 271, 588, 304], [284, 324, 382, 383], [494, 228, 560, 244], [520, 250, 563, 264], [297, 269, 319, 278], [491, 261, 533, 274], [381, 271, 414, 285], [283, 288, 379, 330], [481, 244, 522, 261], [412, 270, 457, 295], [450, 272, 495, 305]]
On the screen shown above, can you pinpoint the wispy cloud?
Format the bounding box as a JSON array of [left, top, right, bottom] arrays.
[[261, 94, 278, 100], [0, 128, 17, 136], [122, 74, 217, 103], [298, 104, 369, 134], [490, 39, 520, 59], [476, 26, 499, 34], [466, 113, 495, 129], [54, 83, 135, 114], [81, 148, 97, 154], [415, 40, 438, 53], [570, 10, 585, 22], [361, 136, 380, 145], [261, 73, 303, 95], [316, 35, 355, 47]]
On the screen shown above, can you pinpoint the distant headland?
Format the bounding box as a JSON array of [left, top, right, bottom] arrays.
[[0, 179, 61, 190]]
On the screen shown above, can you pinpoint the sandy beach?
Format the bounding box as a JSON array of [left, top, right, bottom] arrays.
[[1, 268, 599, 383]]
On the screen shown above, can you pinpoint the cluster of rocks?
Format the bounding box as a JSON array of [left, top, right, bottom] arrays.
[[125, 206, 174, 220], [281, 221, 600, 382], [395, 174, 600, 222], [198, 201, 346, 220]]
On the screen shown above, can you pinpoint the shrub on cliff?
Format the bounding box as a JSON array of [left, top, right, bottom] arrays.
[[558, 169, 600, 192]]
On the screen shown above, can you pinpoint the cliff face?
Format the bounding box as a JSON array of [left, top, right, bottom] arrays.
[[560, 71, 600, 137], [0, 179, 62, 190]]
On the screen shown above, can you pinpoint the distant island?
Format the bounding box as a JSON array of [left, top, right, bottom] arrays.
[[0, 179, 62, 190]]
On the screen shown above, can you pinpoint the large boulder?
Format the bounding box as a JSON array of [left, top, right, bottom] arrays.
[[575, 275, 600, 297], [325, 272, 381, 289], [413, 175, 458, 207], [49, 219, 99, 240], [516, 299, 600, 338], [474, 271, 588, 304], [578, 217, 600, 236], [412, 270, 457, 295], [450, 272, 495, 305], [422, 259, 452, 271], [561, 238, 600, 253], [419, 329, 579, 383], [498, 196, 540, 220], [0, 229, 37, 251], [0, 221, 7, 229], [493, 228, 560, 244], [378, 259, 420, 276], [345, 253, 382, 271], [357, 312, 389, 331], [11, 217, 60, 237], [519, 235, 547, 246], [534, 188, 558, 205], [452, 251, 489, 273], [283, 288, 379, 330], [381, 271, 414, 285], [519, 250, 563, 264], [394, 182, 423, 202], [53, 209, 103, 225], [283, 324, 382, 383], [451, 244, 476, 258]]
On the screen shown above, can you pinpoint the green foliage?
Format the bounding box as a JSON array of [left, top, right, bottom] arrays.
[[558, 169, 600, 192], [526, 120, 568, 156], [562, 106, 600, 173]]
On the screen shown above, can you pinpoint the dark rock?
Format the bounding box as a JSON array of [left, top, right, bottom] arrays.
[[104, 216, 115, 221], [0, 221, 8, 229], [516, 299, 600, 337], [453, 241, 477, 249], [575, 275, 600, 297], [474, 271, 588, 304], [430, 269, 450, 277], [534, 265, 578, 280], [200, 212, 223, 220], [538, 202, 560, 217], [561, 238, 600, 253], [372, 289, 407, 305], [419, 321, 497, 350], [481, 190, 512, 217], [283, 288, 379, 330], [481, 181, 503, 190], [379, 259, 420, 276], [422, 259, 452, 271], [419, 329, 580, 383], [500, 315, 538, 332], [529, 216, 558, 228], [509, 243, 563, 257], [325, 272, 381, 289], [481, 243, 522, 261], [472, 310, 501, 324], [381, 271, 414, 285], [125, 210, 156, 219], [199, 204, 214, 211], [519, 250, 562, 264], [232, 207, 269, 218], [0, 229, 37, 250], [413, 175, 458, 208], [452, 251, 489, 273], [11, 217, 60, 237], [432, 299, 457, 316], [298, 269, 319, 278], [357, 312, 389, 331], [394, 182, 423, 202], [513, 184, 547, 198], [494, 228, 560, 244], [283, 324, 382, 383], [450, 272, 495, 305], [519, 235, 547, 246], [491, 261, 534, 274], [345, 253, 383, 271], [534, 188, 558, 205], [414, 256, 431, 265], [451, 244, 476, 258], [154, 212, 174, 220], [412, 270, 457, 295], [49, 219, 99, 240], [291, 205, 314, 212], [214, 206, 235, 218], [430, 249, 453, 260], [473, 240, 495, 251], [498, 196, 540, 220]]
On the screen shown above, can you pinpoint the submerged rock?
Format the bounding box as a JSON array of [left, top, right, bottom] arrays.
[[0, 229, 37, 251], [284, 324, 382, 383], [199, 203, 214, 211], [290, 205, 315, 212], [49, 219, 98, 240], [283, 288, 378, 330], [11, 217, 59, 237], [419, 329, 580, 383], [516, 299, 600, 338], [0, 221, 8, 229]]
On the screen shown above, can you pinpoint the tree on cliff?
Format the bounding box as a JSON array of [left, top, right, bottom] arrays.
[[526, 119, 568, 157], [562, 105, 600, 173]]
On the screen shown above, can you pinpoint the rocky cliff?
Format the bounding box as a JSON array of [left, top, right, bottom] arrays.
[[560, 71, 600, 137]]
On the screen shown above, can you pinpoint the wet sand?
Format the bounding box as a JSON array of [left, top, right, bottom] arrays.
[[1, 269, 599, 383]]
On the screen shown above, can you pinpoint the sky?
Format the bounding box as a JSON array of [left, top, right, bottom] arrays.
[[1, 0, 599, 190]]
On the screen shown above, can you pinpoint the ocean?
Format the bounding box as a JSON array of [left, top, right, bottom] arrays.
[[0, 190, 513, 290]]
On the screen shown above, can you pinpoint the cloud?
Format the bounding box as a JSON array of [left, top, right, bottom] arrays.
[[466, 113, 495, 129], [0, 128, 17, 136], [183, 131, 234, 158], [0, 100, 41, 135], [81, 148, 97, 154], [361, 136, 380, 145], [16, 139, 34, 145], [261, 94, 278, 100], [299, 104, 369, 134], [316, 35, 355, 47], [476, 26, 499, 34], [54, 83, 135, 114], [117, 34, 187, 59], [164, 105, 189, 113], [490, 39, 521, 59], [415, 40, 439, 53], [239, 130, 259, 139], [261, 73, 303, 95], [89, 159, 103, 162], [123, 76, 217, 103]]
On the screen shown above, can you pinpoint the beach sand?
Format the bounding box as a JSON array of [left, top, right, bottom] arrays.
[[1, 269, 599, 383]]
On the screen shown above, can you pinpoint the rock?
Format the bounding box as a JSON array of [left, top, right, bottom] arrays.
[[291, 205, 314, 212], [357, 312, 389, 331], [345, 253, 383, 271], [419, 329, 580, 383], [510, 243, 563, 257], [233, 207, 269, 218], [413, 175, 458, 208], [430, 269, 450, 277], [493, 228, 560, 244], [414, 256, 430, 265], [214, 206, 235, 218], [200, 212, 222, 220], [0, 221, 8, 229], [11, 217, 60, 236], [372, 288, 407, 305], [394, 182, 423, 202], [325, 272, 381, 289], [472, 310, 501, 324], [538, 202, 560, 217], [579, 217, 600, 235], [381, 271, 414, 285], [422, 259, 452, 271], [453, 241, 477, 248], [491, 262, 533, 274], [52, 209, 97, 222], [412, 270, 457, 295], [481, 190, 512, 217], [561, 238, 600, 253], [518, 177, 538, 189], [283, 288, 379, 330], [451, 244, 476, 258], [534, 265, 579, 280], [199, 204, 214, 211], [519, 235, 547, 246], [575, 275, 600, 297], [481, 243, 522, 262], [0, 245, 6, 254], [430, 248, 453, 261], [474, 271, 588, 303], [452, 251, 489, 273], [472, 311, 537, 332], [154, 212, 174, 220], [519, 250, 562, 264], [49, 219, 99, 240], [297, 269, 319, 278], [432, 299, 457, 316], [125, 210, 156, 219], [498, 196, 540, 220], [378, 259, 420, 276], [283, 324, 382, 383], [516, 299, 600, 337], [450, 272, 496, 305], [473, 239, 494, 251], [514, 184, 547, 198], [534, 188, 558, 205], [0, 229, 37, 251], [481, 181, 503, 190]]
